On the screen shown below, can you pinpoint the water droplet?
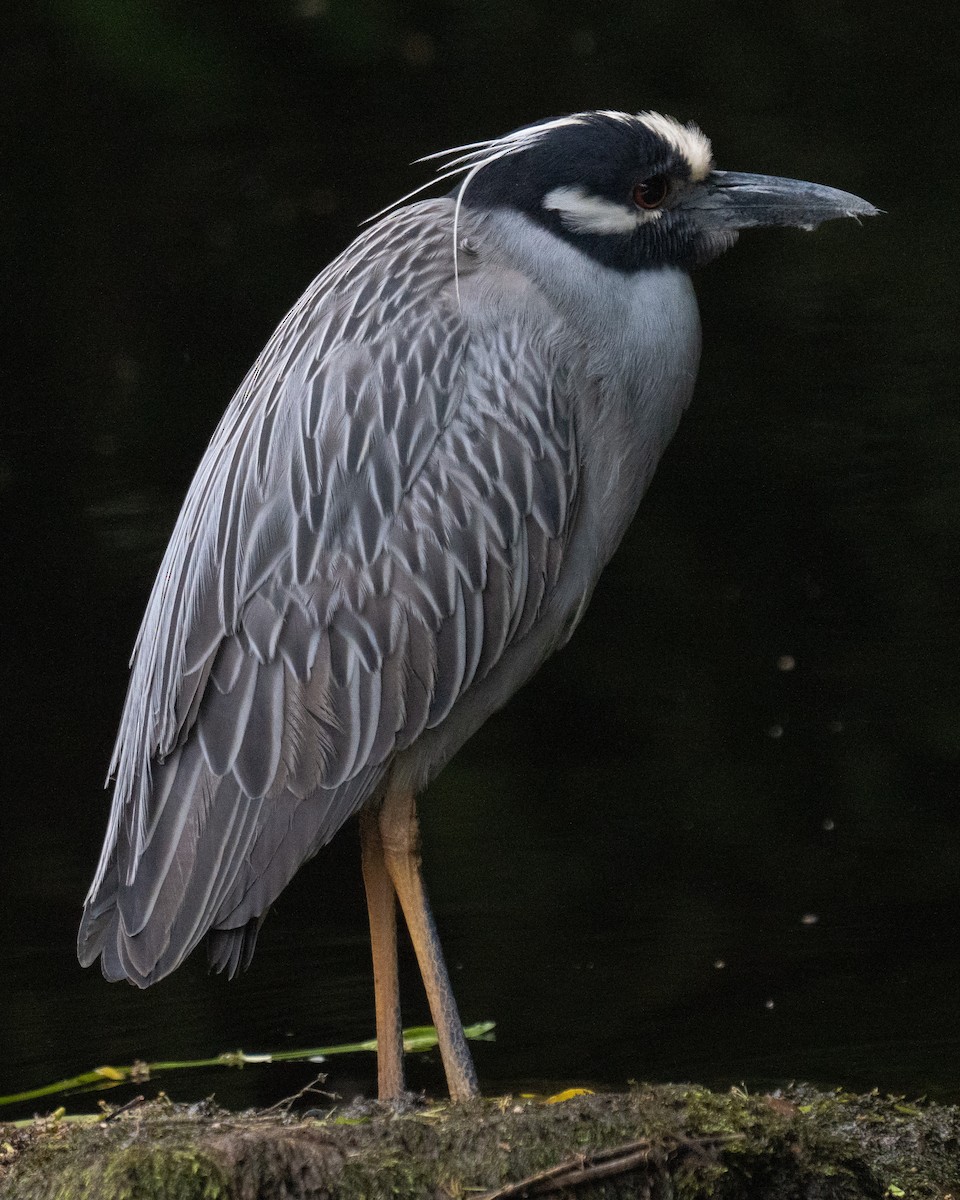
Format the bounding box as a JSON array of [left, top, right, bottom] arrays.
[[570, 29, 596, 55], [401, 31, 435, 66], [295, 0, 328, 17]]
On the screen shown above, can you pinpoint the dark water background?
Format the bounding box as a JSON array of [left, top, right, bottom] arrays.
[[2, 1, 959, 1115]]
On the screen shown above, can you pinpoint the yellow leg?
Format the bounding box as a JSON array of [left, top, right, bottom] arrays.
[[360, 808, 404, 1100], [378, 787, 479, 1101]]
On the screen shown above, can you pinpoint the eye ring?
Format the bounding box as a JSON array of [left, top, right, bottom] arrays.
[[633, 175, 670, 210]]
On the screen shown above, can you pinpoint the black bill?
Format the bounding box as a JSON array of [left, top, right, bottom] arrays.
[[690, 170, 879, 230]]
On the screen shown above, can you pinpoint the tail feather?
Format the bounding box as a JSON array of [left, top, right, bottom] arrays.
[[207, 917, 264, 978], [77, 754, 384, 987]]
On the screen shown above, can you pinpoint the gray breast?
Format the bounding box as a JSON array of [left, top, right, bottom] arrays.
[[392, 208, 702, 794]]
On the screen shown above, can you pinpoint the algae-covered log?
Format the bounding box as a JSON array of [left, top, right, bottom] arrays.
[[2, 1085, 958, 1200]]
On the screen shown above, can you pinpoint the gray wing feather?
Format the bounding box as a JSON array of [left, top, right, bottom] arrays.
[[79, 198, 582, 985]]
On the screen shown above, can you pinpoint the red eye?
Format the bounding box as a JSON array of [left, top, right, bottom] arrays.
[[633, 175, 670, 209]]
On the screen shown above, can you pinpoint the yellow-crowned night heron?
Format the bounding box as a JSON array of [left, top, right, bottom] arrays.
[[79, 110, 876, 1101]]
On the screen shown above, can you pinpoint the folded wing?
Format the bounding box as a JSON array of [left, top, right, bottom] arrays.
[[79, 199, 582, 985]]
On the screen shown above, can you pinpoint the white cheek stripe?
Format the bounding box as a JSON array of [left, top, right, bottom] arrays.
[[543, 185, 662, 235]]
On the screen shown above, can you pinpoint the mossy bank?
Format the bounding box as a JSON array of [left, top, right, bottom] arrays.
[[2, 1084, 958, 1200]]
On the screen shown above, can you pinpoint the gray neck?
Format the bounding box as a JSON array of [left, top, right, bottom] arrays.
[[479, 207, 700, 389], [481, 208, 702, 531]]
